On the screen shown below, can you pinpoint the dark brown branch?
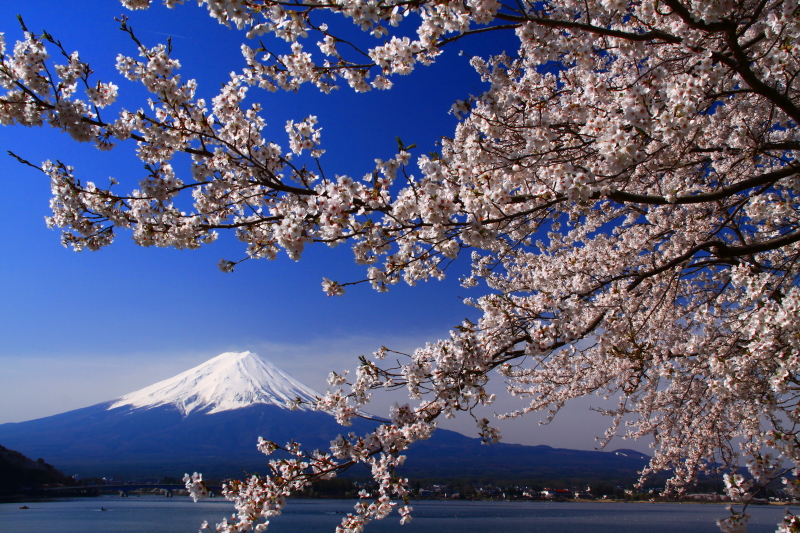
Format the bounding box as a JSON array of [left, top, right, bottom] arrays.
[[607, 165, 800, 205], [713, 231, 800, 258], [627, 230, 800, 290], [660, 0, 733, 32], [496, 12, 683, 44], [712, 34, 800, 124]]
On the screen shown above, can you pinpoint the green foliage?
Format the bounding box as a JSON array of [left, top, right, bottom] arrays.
[[0, 444, 74, 496]]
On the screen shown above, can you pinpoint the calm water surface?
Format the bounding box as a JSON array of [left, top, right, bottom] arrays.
[[2, 496, 796, 533]]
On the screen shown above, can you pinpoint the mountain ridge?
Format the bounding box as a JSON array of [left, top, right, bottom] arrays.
[[0, 352, 651, 483]]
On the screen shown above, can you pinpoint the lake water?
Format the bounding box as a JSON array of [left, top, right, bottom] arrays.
[[1, 496, 796, 533]]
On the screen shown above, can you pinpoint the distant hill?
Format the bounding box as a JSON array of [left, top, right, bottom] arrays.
[[0, 352, 650, 484], [0, 444, 74, 496]]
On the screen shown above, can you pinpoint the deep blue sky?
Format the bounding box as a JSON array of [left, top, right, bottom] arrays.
[[0, 1, 649, 453]]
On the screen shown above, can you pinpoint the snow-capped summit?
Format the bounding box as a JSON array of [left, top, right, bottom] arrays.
[[109, 351, 321, 415]]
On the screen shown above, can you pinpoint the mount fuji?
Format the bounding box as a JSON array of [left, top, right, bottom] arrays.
[[109, 351, 322, 415], [0, 352, 650, 482]]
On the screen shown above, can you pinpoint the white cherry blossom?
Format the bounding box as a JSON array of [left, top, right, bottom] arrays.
[[3, 0, 800, 531]]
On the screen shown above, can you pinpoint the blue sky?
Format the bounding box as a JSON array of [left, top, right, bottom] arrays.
[[0, 1, 649, 453]]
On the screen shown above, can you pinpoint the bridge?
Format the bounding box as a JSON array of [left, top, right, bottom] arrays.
[[44, 484, 224, 497]]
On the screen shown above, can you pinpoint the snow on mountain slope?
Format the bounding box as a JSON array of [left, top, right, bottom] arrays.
[[109, 351, 321, 415]]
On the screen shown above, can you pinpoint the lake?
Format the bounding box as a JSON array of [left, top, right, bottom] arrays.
[[1, 496, 795, 532]]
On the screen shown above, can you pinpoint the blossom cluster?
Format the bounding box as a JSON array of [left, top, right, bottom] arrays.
[[3, 0, 800, 531]]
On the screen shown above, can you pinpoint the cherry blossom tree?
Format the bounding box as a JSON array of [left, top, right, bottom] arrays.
[[2, 0, 800, 531]]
